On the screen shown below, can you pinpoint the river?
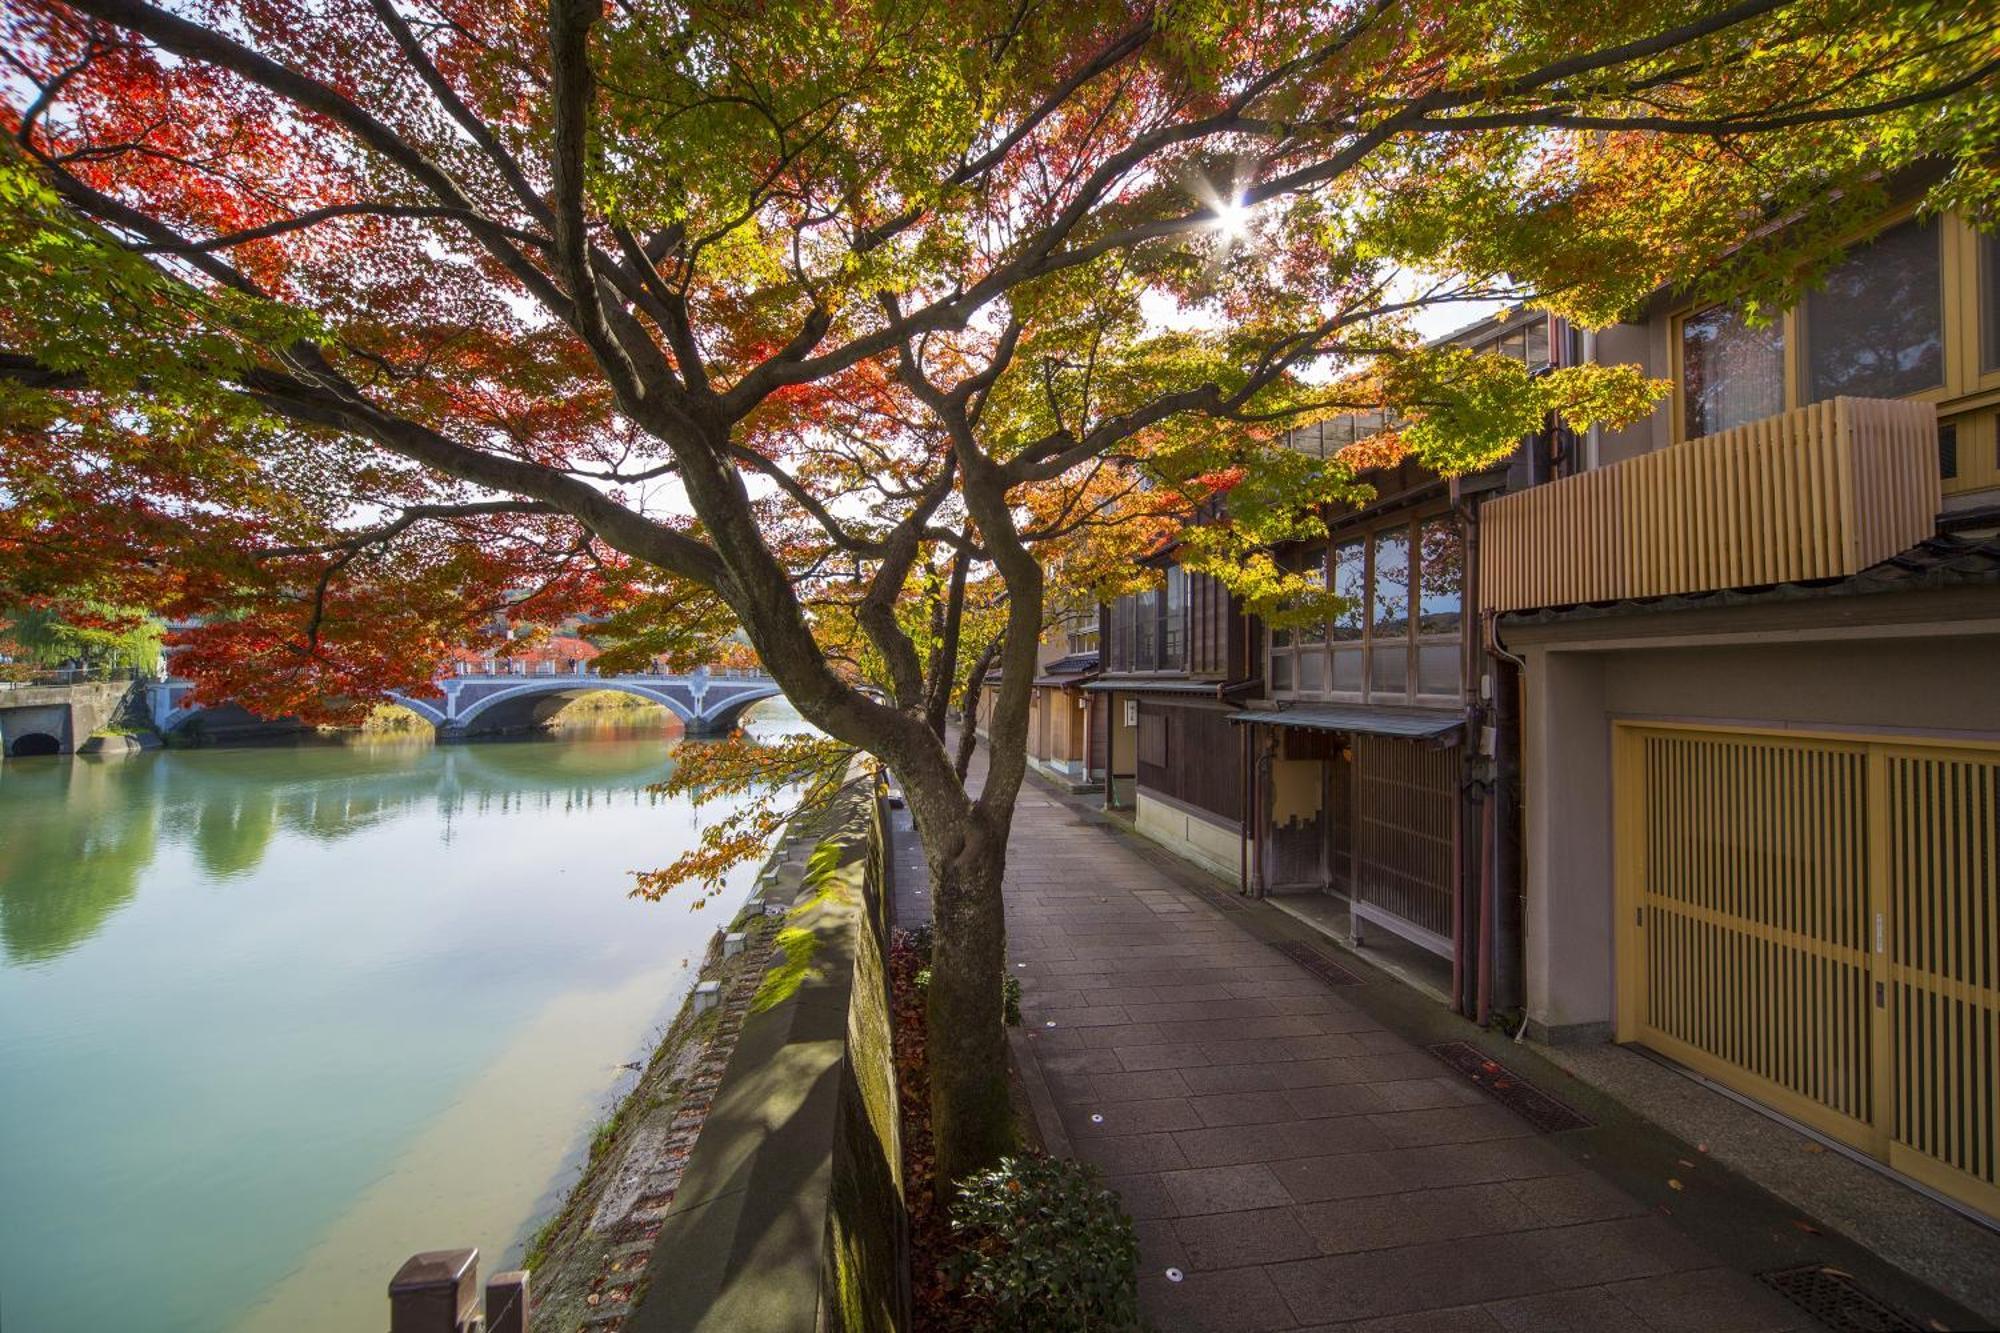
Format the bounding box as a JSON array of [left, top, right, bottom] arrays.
[[0, 707, 802, 1333]]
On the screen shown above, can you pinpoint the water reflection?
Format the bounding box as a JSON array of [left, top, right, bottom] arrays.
[[0, 759, 161, 963], [0, 712, 798, 1333], [0, 723, 709, 964]]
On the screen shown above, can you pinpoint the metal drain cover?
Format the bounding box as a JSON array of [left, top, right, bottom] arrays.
[[1757, 1265, 1924, 1333], [1185, 880, 1248, 913], [1427, 1041, 1593, 1132], [1270, 939, 1363, 986]]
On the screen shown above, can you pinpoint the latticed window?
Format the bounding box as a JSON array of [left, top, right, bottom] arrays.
[[1267, 511, 1464, 705]]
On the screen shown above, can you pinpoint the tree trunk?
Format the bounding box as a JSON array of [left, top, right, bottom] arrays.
[[929, 810, 1014, 1193], [900, 770, 1015, 1199]]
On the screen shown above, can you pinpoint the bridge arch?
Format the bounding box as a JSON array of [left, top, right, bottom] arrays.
[[692, 685, 786, 735], [380, 692, 448, 728], [450, 680, 697, 735]]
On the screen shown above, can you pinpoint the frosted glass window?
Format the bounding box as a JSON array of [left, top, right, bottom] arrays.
[[1330, 647, 1363, 693], [1418, 643, 1459, 696], [1681, 302, 1784, 438], [1297, 650, 1326, 693], [1371, 643, 1408, 695], [1271, 653, 1293, 691], [1806, 218, 1942, 402]]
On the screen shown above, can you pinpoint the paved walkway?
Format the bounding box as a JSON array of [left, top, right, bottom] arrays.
[[891, 761, 1814, 1332]]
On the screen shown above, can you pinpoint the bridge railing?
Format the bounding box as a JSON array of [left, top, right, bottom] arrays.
[[445, 662, 770, 680], [0, 664, 158, 690]]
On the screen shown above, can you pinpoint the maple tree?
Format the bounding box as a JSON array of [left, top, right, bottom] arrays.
[[2, 0, 1995, 1187]]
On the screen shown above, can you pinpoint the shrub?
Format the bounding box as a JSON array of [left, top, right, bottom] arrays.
[[948, 1154, 1141, 1331]]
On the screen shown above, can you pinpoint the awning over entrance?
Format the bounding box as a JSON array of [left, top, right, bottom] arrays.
[[1229, 704, 1463, 743]]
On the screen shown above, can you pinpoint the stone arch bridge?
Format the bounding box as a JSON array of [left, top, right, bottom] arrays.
[[149, 666, 784, 740]]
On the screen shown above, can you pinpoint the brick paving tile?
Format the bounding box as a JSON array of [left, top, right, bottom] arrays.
[[1481, 1286, 1638, 1333], [1174, 1206, 1321, 1269], [1137, 1265, 1301, 1332], [895, 750, 1810, 1333], [1069, 1097, 1206, 1137]]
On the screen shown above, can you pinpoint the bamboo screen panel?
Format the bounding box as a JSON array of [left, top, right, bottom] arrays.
[[1354, 735, 1457, 941], [1622, 727, 2000, 1220], [1630, 732, 1875, 1142], [1883, 748, 2000, 1216], [1481, 396, 1938, 613]]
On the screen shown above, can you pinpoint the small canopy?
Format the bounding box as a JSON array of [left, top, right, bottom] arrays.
[[1083, 676, 1224, 695], [1037, 651, 1099, 676], [1229, 704, 1463, 743]]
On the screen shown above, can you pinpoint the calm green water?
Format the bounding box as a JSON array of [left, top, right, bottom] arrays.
[[0, 709, 798, 1333]]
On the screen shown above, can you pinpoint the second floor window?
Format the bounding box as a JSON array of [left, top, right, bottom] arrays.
[[1161, 567, 1187, 670], [1682, 302, 1784, 438], [1269, 514, 1465, 705], [1134, 586, 1159, 671], [1804, 217, 1943, 403], [1677, 216, 1949, 442], [1105, 567, 1193, 674], [1979, 228, 2000, 376]]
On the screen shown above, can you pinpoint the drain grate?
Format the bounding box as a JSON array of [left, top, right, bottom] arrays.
[[1185, 879, 1249, 913], [1271, 939, 1363, 986], [1426, 1041, 1593, 1133], [1757, 1265, 1925, 1333]]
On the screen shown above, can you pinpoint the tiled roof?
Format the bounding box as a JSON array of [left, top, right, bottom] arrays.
[[1038, 651, 1099, 676]]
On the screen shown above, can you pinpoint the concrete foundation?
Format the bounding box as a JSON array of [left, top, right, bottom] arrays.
[[1133, 790, 1241, 882]]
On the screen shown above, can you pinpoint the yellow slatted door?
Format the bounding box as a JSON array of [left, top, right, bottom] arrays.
[[1881, 745, 2000, 1219], [1618, 726, 2000, 1221], [1617, 728, 1878, 1151]]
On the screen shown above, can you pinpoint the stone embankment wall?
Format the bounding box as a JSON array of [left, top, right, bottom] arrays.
[[528, 771, 904, 1333], [0, 680, 146, 757]]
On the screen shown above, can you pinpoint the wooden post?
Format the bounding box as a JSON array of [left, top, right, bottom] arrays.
[[389, 1249, 478, 1333]]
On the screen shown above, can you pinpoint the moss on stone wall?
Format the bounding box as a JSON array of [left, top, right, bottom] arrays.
[[821, 790, 905, 1331]]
